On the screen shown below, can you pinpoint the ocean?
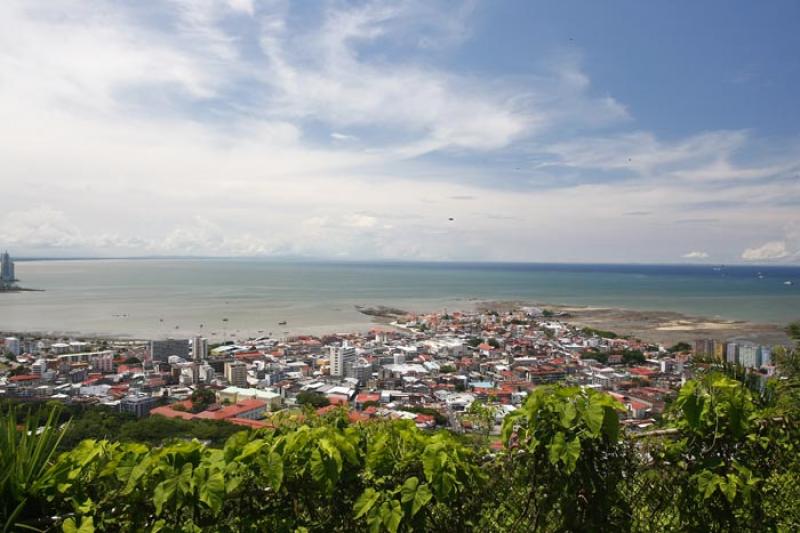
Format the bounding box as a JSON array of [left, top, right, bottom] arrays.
[[1, 259, 799, 339]]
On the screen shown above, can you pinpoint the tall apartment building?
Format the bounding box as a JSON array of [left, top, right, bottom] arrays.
[[725, 342, 771, 369], [694, 339, 724, 361], [759, 346, 772, 367], [150, 339, 190, 362], [89, 351, 114, 373], [725, 343, 739, 365], [225, 361, 248, 387], [350, 362, 373, 386], [192, 336, 208, 361], [738, 343, 759, 369], [330, 343, 356, 377], [0, 251, 16, 288]]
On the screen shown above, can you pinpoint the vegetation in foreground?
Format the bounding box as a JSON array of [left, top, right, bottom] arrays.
[[1, 330, 799, 532]]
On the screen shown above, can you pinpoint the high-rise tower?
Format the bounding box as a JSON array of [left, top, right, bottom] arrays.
[[0, 251, 16, 289]]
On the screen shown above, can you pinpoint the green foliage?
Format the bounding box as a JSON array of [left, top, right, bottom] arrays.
[[2, 374, 799, 532], [190, 387, 217, 413], [639, 373, 799, 531], [463, 400, 499, 443], [0, 405, 70, 532], [582, 348, 608, 364], [297, 391, 331, 408], [669, 341, 691, 353], [787, 321, 800, 342], [582, 326, 619, 339], [53, 404, 241, 449], [117, 415, 242, 447], [621, 349, 646, 365], [4, 412, 485, 532], [438, 364, 456, 374], [402, 405, 447, 426], [490, 386, 631, 531]]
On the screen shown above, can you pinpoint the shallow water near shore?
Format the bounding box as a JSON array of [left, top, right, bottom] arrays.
[[1, 259, 799, 339]]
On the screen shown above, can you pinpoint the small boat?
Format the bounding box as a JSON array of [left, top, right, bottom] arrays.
[[785, 281, 794, 286], [757, 272, 764, 279], [278, 320, 287, 325]]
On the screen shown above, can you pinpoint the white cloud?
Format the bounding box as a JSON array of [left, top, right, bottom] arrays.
[[741, 241, 789, 261], [546, 130, 750, 178], [682, 251, 709, 259], [331, 132, 358, 141], [343, 214, 378, 228], [0, 1, 798, 263]]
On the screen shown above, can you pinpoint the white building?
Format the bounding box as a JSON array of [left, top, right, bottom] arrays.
[[738, 343, 759, 369], [192, 336, 208, 361], [31, 359, 47, 375], [89, 352, 114, 373], [219, 386, 282, 411], [330, 343, 356, 377]]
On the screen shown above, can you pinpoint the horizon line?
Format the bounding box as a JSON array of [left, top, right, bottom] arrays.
[[9, 255, 800, 269]]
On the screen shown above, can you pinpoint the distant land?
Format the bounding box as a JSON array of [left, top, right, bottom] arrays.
[[10, 255, 800, 268]]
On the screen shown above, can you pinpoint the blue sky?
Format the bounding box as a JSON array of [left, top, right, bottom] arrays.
[[1, 0, 798, 263]]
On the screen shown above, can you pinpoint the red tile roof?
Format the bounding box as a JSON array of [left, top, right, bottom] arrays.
[[9, 374, 39, 382], [228, 418, 271, 429], [355, 393, 380, 404], [195, 399, 266, 420], [327, 394, 350, 405], [150, 399, 266, 422]]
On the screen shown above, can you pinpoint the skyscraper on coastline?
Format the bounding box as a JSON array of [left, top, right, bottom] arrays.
[[1, 251, 16, 288]]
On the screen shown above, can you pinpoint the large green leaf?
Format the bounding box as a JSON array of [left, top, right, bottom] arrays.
[[412, 483, 432, 516], [548, 432, 566, 466], [601, 406, 620, 442], [153, 478, 176, 516], [260, 451, 284, 491], [380, 500, 403, 533], [583, 401, 604, 437], [196, 467, 225, 515], [354, 488, 381, 519], [62, 516, 94, 533], [559, 401, 577, 428]]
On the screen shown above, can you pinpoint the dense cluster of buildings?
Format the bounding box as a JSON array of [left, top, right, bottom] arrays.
[[693, 339, 773, 369], [0, 305, 784, 434]]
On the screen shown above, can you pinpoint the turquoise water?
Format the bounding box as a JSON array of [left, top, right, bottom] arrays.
[[1, 259, 799, 338]]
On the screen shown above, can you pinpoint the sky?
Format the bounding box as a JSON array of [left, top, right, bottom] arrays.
[[1, 0, 799, 263]]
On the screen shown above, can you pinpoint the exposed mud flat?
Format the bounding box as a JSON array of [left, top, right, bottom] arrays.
[[538, 303, 791, 346]]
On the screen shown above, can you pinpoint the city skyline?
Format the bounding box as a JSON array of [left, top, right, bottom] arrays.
[[1, 1, 799, 263]]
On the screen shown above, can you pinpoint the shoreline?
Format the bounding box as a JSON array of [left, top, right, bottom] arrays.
[[530, 302, 791, 346], [2, 300, 793, 346]]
